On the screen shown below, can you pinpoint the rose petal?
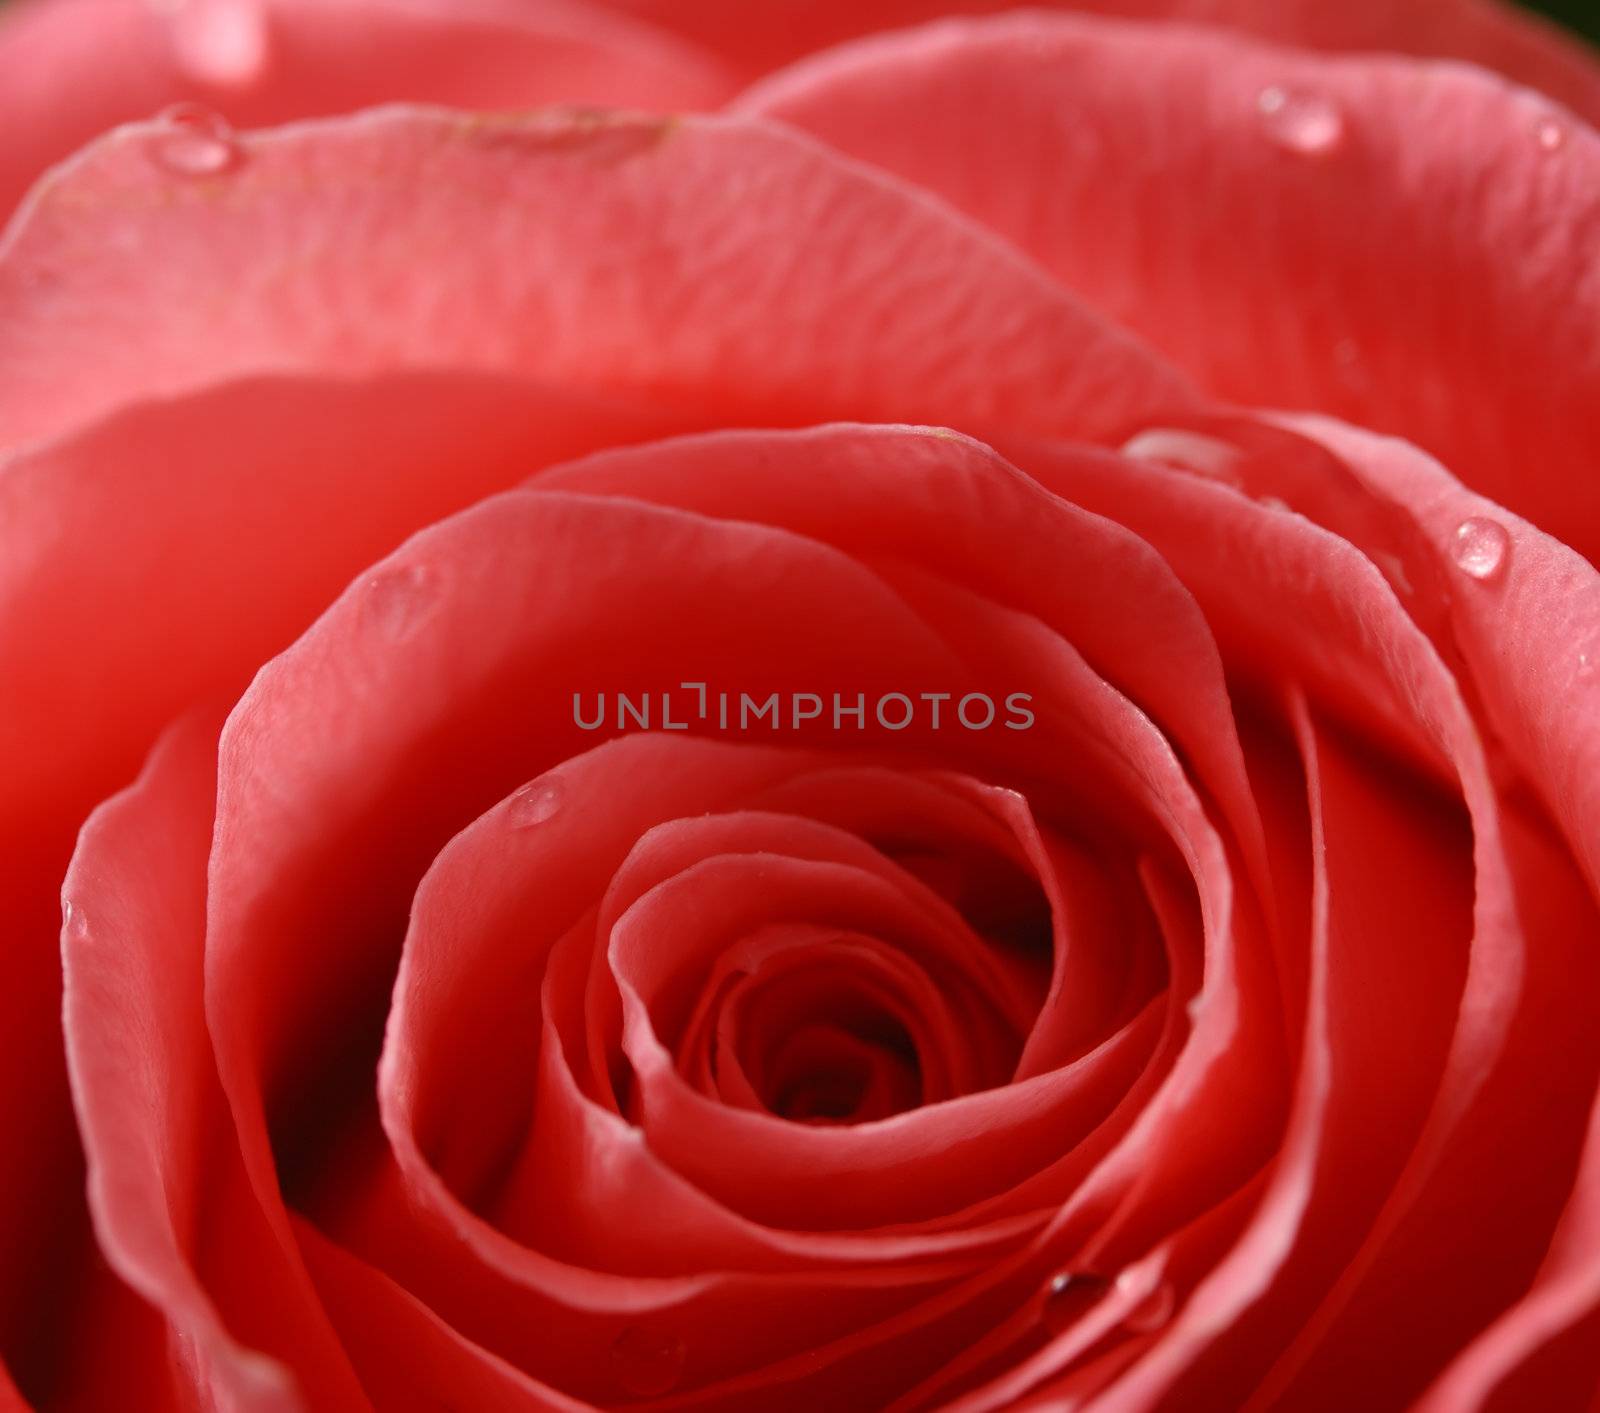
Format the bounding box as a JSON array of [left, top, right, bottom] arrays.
[[59, 712, 366, 1408], [738, 767, 1166, 1078], [1259, 794, 1600, 1407], [0, 372, 671, 849], [199, 489, 1046, 1397], [386, 737, 833, 1214], [740, 13, 1600, 564], [1275, 414, 1600, 898], [0, 107, 1194, 452], [0, 0, 732, 219], [392, 743, 1116, 1277], [0, 371, 668, 1377], [540, 424, 1269, 898], [590, 811, 1031, 1092], [617, 0, 1600, 120], [293, 1216, 585, 1411], [619, 858, 1197, 1407], [1093, 695, 1473, 1406], [539, 426, 1289, 1362], [1417, 1093, 1600, 1408], [1020, 432, 1600, 1403]]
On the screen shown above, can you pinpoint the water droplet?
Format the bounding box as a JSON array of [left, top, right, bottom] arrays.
[[1120, 428, 1242, 486], [1578, 651, 1595, 682], [1041, 1269, 1112, 1336], [1535, 118, 1566, 153], [147, 103, 243, 177], [508, 776, 565, 829], [1257, 87, 1345, 156], [364, 563, 437, 640], [167, 0, 270, 89], [611, 1326, 686, 1397], [62, 898, 87, 939], [1118, 1273, 1176, 1334], [1450, 517, 1510, 582]]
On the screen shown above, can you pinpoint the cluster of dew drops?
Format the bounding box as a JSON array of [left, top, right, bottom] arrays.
[[1254, 80, 1567, 157]]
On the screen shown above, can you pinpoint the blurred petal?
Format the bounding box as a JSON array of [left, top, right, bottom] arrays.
[[617, 0, 1600, 120], [0, 0, 732, 220]]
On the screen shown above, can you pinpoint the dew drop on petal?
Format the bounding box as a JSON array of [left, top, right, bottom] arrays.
[[1118, 1273, 1177, 1334], [364, 562, 438, 640], [1257, 86, 1345, 156], [147, 103, 243, 177], [1450, 517, 1510, 582], [169, 0, 270, 89], [1535, 118, 1567, 153], [508, 776, 565, 829], [62, 898, 87, 939], [1041, 1270, 1112, 1336], [611, 1326, 686, 1397]]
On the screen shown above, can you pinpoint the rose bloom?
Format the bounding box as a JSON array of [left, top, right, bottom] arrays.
[[2, 0, 1599, 1409]]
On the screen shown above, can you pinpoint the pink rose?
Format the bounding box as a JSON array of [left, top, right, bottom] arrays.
[[2, 2, 1598, 1409]]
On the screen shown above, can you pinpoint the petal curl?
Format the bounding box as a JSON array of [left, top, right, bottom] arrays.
[[60, 712, 367, 1409]]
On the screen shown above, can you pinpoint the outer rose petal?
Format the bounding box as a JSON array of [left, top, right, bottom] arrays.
[[0, 0, 733, 220], [1418, 1092, 1600, 1408], [60, 713, 368, 1410], [0, 371, 670, 1396], [740, 14, 1600, 565], [1272, 414, 1600, 896], [1074, 697, 1474, 1409], [294, 1218, 585, 1412], [0, 106, 1196, 451], [0, 373, 672, 846], [604, 0, 1600, 122]]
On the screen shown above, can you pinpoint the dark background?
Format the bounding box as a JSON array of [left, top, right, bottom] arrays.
[[1523, 0, 1600, 44]]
